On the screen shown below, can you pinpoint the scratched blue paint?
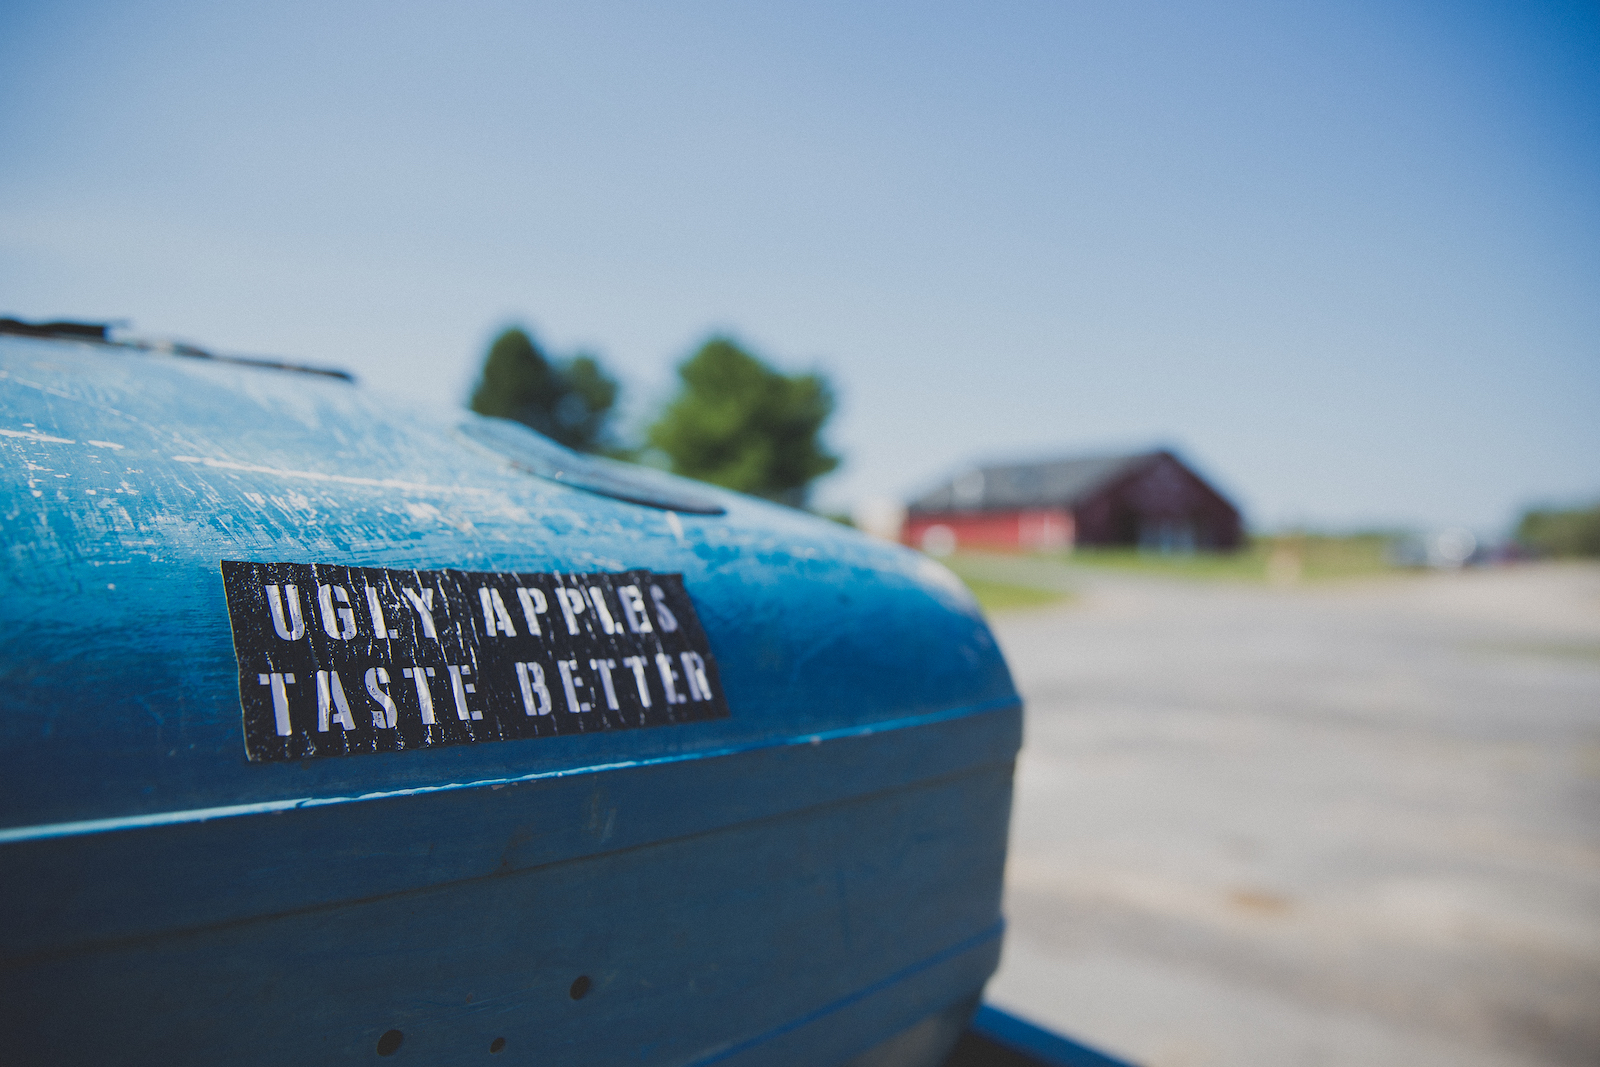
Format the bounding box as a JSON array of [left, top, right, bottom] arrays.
[[0, 335, 1021, 1067]]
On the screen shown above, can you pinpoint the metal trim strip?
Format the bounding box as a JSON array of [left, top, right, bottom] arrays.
[[0, 696, 1021, 845]]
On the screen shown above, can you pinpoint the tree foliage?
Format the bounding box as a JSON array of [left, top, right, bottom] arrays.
[[469, 327, 618, 453], [648, 337, 839, 506], [1516, 502, 1600, 558]]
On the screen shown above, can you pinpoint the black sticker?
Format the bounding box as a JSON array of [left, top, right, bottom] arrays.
[[221, 561, 730, 762]]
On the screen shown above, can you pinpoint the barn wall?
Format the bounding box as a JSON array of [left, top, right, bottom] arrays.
[[1075, 455, 1242, 550], [903, 509, 1074, 554]]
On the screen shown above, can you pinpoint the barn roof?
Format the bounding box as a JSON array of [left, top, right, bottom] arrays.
[[908, 450, 1167, 513]]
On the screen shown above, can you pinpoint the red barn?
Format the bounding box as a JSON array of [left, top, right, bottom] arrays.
[[904, 449, 1243, 554]]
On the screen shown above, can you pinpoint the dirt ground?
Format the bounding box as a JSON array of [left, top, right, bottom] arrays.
[[981, 562, 1600, 1067]]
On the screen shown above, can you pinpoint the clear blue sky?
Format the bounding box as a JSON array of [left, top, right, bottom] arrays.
[[3, 1, 1595, 533]]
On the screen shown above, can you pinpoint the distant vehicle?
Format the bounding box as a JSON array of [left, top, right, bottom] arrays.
[[1, 321, 1109, 1066], [1388, 528, 1483, 569]]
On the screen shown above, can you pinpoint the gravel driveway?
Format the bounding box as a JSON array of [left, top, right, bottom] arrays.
[[981, 562, 1600, 1067]]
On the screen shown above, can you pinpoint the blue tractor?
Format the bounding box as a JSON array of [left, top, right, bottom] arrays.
[[0, 320, 1128, 1067]]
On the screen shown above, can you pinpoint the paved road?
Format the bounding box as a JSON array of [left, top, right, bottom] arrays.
[[978, 561, 1600, 1067]]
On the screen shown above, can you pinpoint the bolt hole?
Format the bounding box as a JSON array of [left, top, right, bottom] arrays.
[[376, 1029, 403, 1056], [490, 1037, 506, 1054], [569, 975, 591, 1000]]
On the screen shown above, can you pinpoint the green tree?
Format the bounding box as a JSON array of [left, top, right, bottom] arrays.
[[648, 337, 839, 506], [469, 327, 619, 453], [1516, 502, 1600, 557]]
